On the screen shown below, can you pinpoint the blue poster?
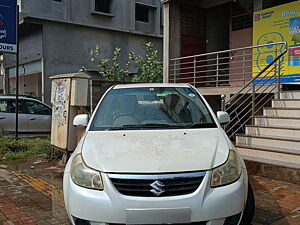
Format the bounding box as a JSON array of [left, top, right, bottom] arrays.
[[0, 0, 17, 53]]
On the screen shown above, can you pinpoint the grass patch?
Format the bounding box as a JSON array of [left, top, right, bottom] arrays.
[[0, 138, 62, 161]]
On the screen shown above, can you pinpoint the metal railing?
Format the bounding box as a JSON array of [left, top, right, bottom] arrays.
[[169, 42, 287, 88], [222, 42, 287, 140], [169, 42, 288, 140]]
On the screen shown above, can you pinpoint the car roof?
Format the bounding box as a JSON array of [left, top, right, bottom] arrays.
[[113, 83, 191, 89], [0, 95, 50, 106], [0, 95, 37, 100]]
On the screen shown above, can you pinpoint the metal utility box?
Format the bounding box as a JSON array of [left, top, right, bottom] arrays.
[[50, 73, 90, 152]]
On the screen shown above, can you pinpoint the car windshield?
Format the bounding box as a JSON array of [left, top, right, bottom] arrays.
[[90, 87, 217, 130]]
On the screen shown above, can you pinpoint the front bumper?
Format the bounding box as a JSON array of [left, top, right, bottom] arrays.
[[64, 170, 248, 225]]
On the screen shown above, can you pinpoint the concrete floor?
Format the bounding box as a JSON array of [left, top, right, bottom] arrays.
[[0, 160, 299, 225]]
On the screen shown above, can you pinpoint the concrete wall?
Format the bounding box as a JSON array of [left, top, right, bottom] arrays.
[[42, 21, 162, 103], [3, 19, 162, 102], [4, 24, 42, 68], [20, 0, 162, 36], [206, 3, 230, 52], [20, 0, 65, 21], [3, 0, 163, 102]]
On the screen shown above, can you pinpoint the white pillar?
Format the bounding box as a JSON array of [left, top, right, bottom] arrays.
[[162, 1, 170, 83]]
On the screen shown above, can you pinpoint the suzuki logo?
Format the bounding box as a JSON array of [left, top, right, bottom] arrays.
[[150, 180, 165, 196]]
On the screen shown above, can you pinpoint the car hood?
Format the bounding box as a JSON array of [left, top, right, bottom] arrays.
[[82, 128, 230, 173]]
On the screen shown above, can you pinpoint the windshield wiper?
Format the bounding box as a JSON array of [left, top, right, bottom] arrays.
[[107, 123, 217, 130], [186, 123, 217, 128], [107, 123, 183, 130]]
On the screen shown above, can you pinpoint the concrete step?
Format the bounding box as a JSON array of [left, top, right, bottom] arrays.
[[280, 91, 300, 100], [246, 126, 300, 139], [263, 107, 300, 118], [236, 141, 300, 155], [272, 99, 300, 108], [235, 134, 300, 154], [236, 146, 300, 170], [255, 116, 300, 128]]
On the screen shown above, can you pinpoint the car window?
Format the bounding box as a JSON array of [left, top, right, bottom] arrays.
[[0, 99, 24, 113], [90, 87, 217, 131], [0, 100, 8, 112], [25, 101, 51, 115]]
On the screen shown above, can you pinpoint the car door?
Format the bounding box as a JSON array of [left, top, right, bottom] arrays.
[[24, 99, 52, 135], [0, 98, 28, 136]]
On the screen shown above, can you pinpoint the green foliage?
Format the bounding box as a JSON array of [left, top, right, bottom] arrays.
[[81, 106, 92, 117], [24, 92, 42, 101], [130, 42, 163, 83], [25, 91, 37, 98], [0, 138, 62, 161], [90, 45, 130, 82], [2, 150, 34, 161], [86, 42, 163, 83]]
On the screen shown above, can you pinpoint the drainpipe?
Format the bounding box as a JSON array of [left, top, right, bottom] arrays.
[[41, 58, 45, 102], [162, 0, 170, 83], [22, 64, 25, 95], [0, 55, 6, 94]]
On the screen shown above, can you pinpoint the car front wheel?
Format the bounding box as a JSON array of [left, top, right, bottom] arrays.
[[240, 182, 255, 225]]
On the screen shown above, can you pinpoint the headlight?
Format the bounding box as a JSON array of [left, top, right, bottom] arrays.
[[211, 150, 242, 187], [71, 154, 103, 190]]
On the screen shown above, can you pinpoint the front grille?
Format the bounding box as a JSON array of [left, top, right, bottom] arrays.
[[109, 172, 206, 197], [110, 223, 207, 225]]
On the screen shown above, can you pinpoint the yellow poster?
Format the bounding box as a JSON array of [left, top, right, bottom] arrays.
[[253, 1, 300, 82]]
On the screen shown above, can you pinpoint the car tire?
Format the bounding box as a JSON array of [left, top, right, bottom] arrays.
[[240, 182, 255, 225]]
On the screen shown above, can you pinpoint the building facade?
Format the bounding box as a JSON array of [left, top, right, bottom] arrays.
[[162, 0, 297, 82], [2, 0, 163, 103]]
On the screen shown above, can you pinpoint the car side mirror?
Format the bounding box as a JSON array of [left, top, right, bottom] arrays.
[[73, 114, 89, 127], [217, 111, 230, 125]]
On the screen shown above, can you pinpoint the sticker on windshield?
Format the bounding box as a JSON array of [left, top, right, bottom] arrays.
[[189, 93, 196, 97]]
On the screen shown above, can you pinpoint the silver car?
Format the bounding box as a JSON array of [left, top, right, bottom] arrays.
[[0, 95, 52, 137]]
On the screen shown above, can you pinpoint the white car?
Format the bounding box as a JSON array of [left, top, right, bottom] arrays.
[[0, 95, 52, 137], [63, 83, 255, 225]]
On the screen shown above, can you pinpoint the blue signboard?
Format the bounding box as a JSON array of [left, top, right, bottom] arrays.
[[0, 0, 17, 53]]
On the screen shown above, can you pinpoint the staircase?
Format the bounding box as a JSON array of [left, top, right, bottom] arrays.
[[168, 41, 300, 183], [235, 90, 300, 184]]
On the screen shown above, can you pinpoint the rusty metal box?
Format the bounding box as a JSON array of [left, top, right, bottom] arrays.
[[50, 73, 90, 151]]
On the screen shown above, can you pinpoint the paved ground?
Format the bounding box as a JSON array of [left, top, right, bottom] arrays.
[[250, 176, 300, 225], [0, 160, 299, 225], [0, 168, 68, 225]]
